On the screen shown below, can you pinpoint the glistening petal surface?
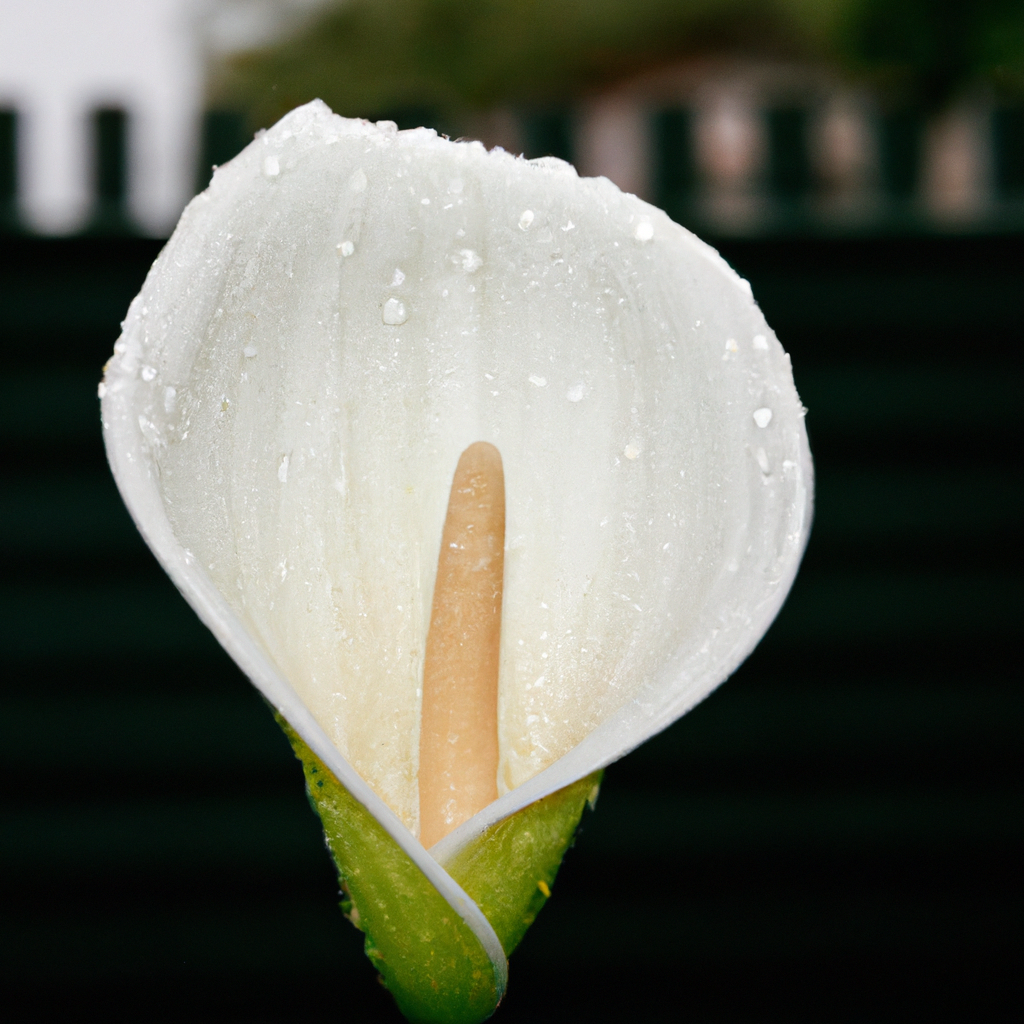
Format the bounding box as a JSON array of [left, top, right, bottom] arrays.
[[101, 102, 810, 849]]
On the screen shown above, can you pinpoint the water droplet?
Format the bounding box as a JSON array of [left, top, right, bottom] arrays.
[[634, 219, 654, 241], [566, 383, 585, 402], [755, 447, 771, 474], [349, 168, 367, 192], [528, 374, 547, 387], [141, 365, 157, 382], [390, 268, 406, 287], [138, 414, 163, 448], [243, 345, 257, 358], [723, 338, 738, 360], [163, 386, 177, 414], [278, 454, 289, 483], [624, 444, 640, 460], [421, 197, 430, 205], [519, 209, 535, 230], [263, 155, 280, 178], [458, 249, 482, 272], [383, 297, 408, 325], [753, 407, 773, 428], [753, 333, 768, 350], [338, 240, 355, 257], [97, 381, 106, 399]]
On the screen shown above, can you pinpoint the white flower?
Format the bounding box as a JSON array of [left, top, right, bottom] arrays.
[[101, 101, 812, 1022]]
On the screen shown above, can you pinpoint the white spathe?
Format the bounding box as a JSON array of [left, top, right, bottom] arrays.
[[102, 100, 811, 850]]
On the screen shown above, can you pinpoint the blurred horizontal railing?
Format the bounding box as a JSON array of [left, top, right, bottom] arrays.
[[515, 100, 1024, 237], [1, 99, 1023, 238]]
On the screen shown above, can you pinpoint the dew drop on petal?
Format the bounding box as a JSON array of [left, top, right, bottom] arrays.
[[624, 444, 640, 459], [753, 333, 769, 350], [141, 365, 157, 382], [137, 414, 162, 448], [519, 209, 534, 230], [338, 241, 355, 257], [528, 374, 547, 387], [263, 155, 280, 178], [243, 345, 258, 358], [278, 454, 289, 483], [458, 249, 482, 272], [634, 219, 654, 241], [383, 297, 408, 325], [390, 268, 406, 287], [753, 407, 773, 428], [566, 383, 585, 402]]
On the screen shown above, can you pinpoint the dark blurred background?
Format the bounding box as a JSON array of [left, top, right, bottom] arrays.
[[1, 2, 1022, 1022]]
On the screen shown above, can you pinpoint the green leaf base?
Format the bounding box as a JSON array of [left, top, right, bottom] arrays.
[[441, 771, 601, 957], [275, 713, 600, 1023]]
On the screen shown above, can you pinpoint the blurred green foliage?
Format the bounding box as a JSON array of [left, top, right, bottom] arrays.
[[214, 0, 1024, 128], [838, 0, 1024, 107]]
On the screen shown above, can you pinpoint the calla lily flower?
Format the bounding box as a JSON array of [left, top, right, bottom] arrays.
[[101, 101, 812, 1024]]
